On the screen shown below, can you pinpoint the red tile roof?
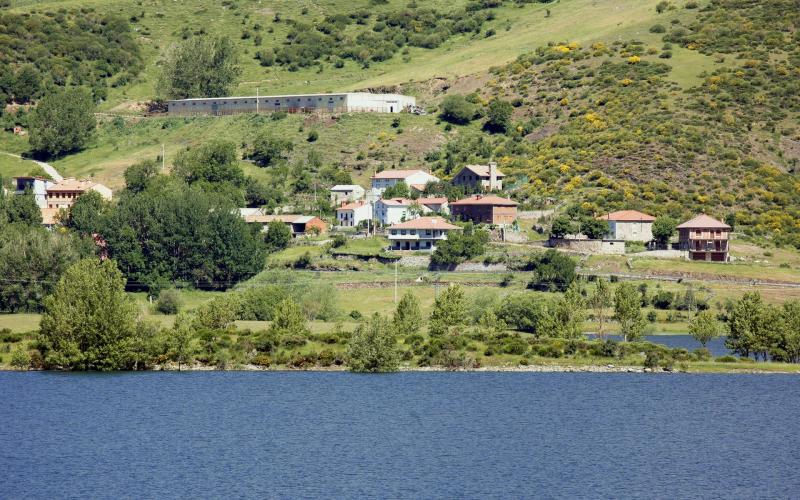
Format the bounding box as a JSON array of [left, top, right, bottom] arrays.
[[379, 198, 413, 206], [450, 194, 518, 206], [417, 197, 448, 205], [371, 169, 428, 180], [47, 178, 97, 192], [599, 210, 656, 222], [676, 214, 731, 230], [388, 217, 461, 230], [337, 201, 370, 211]]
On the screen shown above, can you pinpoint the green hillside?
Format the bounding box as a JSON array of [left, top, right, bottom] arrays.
[[2, 0, 800, 245]]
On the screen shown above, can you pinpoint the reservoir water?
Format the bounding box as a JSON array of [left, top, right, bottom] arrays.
[[2, 372, 799, 499]]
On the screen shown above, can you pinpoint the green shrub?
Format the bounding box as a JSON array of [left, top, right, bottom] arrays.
[[715, 355, 738, 363], [649, 24, 666, 33], [155, 289, 182, 315]]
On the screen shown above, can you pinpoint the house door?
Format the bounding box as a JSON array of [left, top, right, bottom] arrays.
[[390, 106, 394, 113], [404, 242, 410, 250]]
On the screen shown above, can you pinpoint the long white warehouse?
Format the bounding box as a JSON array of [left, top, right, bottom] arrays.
[[167, 92, 415, 115]]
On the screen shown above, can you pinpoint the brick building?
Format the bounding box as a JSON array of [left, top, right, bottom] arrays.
[[449, 194, 518, 225]]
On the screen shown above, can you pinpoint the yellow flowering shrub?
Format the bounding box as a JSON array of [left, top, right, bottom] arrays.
[[627, 55, 641, 64]]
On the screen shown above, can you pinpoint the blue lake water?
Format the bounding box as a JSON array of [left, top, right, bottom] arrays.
[[586, 334, 731, 357], [2, 372, 799, 499]]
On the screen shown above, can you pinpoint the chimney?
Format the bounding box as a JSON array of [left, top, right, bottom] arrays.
[[489, 161, 498, 191]]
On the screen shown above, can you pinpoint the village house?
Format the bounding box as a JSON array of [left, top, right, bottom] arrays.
[[243, 214, 327, 236], [677, 214, 731, 262], [370, 169, 440, 194], [598, 210, 656, 242], [329, 184, 365, 205], [416, 197, 449, 214], [12, 176, 53, 208], [336, 200, 372, 227], [387, 217, 461, 251], [373, 198, 425, 225], [451, 162, 505, 191], [449, 194, 518, 225], [46, 178, 112, 210]]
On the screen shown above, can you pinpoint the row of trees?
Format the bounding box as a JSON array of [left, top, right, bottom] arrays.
[[19, 252, 800, 371]]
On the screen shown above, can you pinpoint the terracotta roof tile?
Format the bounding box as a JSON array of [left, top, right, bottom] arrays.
[[598, 210, 656, 222], [450, 194, 518, 206], [388, 217, 461, 230], [676, 214, 731, 230]]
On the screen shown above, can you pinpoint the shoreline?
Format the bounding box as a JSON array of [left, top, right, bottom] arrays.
[[4, 363, 798, 374]]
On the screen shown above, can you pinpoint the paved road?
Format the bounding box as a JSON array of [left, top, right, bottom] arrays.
[[1, 151, 62, 181]]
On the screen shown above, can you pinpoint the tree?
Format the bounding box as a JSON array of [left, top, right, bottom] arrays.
[[550, 215, 574, 238], [155, 289, 182, 315], [268, 298, 310, 338], [66, 191, 106, 235], [124, 159, 160, 194], [347, 313, 400, 372], [393, 291, 422, 337], [614, 282, 647, 341], [11, 65, 41, 104], [102, 181, 265, 290], [588, 278, 612, 339], [775, 301, 800, 363], [484, 99, 513, 133], [265, 221, 292, 251], [429, 284, 467, 336], [157, 36, 241, 99], [431, 227, 489, 265], [726, 292, 773, 360], [652, 216, 677, 246], [382, 180, 410, 199], [10, 347, 31, 370], [528, 249, 576, 291], [245, 133, 294, 167], [496, 293, 545, 334], [0, 225, 94, 312], [172, 140, 245, 188], [39, 259, 139, 370], [194, 295, 240, 330], [546, 281, 585, 339], [6, 193, 42, 226], [580, 217, 609, 240], [689, 310, 722, 348], [169, 312, 196, 371], [29, 87, 95, 158], [439, 95, 476, 125]]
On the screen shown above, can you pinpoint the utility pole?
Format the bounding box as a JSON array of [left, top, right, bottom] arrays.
[[394, 260, 398, 304]]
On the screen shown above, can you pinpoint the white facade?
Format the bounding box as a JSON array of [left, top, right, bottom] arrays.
[[370, 170, 440, 193], [330, 185, 365, 204], [336, 201, 372, 227], [13, 177, 53, 208], [374, 199, 428, 226], [608, 221, 654, 242], [167, 92, 416, 116]]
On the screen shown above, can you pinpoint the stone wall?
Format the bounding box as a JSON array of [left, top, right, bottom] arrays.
[[548, 238, 625, 255]]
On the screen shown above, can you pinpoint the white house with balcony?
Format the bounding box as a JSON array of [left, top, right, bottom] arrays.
[[336, 200, 372, 227], [387, 217, 461, 251]]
